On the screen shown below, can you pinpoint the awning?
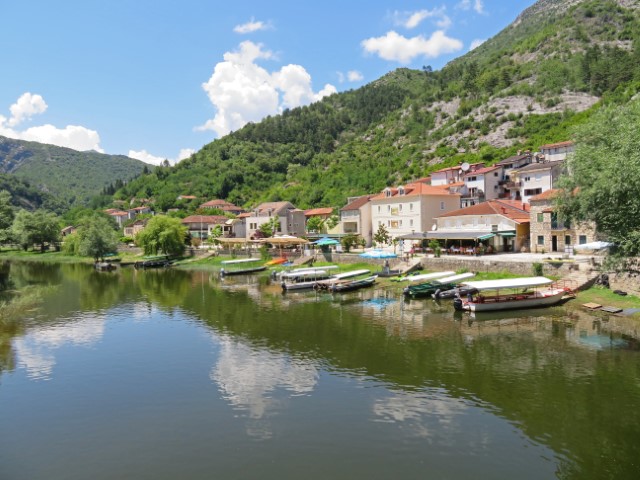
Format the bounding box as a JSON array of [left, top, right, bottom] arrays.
[[397, 232, 430, 240], [425, 231, 494, 240], [498, 231, 516, 237], [478, 233, 495, 241]]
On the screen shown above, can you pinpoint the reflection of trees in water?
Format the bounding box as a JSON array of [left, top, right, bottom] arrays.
[[0, 261, 14, 295], [134, 268, 194, 309]]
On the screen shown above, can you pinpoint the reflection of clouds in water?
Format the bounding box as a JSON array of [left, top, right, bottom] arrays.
[[372, 390, 469, 439], [14, 314, 106, 380], [130, 301, 154, 322], [210, 336, 318, 438]]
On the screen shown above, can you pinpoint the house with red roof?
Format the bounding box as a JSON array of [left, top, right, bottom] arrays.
[[338, 195, 374, 246], [528, 189, 596, 253], [371, 182, 461, 244], [539, 141, 574, 162], [430, 163, 485, 187], [432, 200, 531, 253], [241, 201, 306, 240], [199, 199, 244, 214], [461, 165, 502, 207], [510, 159, 565, 203]]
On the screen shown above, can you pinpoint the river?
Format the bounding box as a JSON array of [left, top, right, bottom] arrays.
[[0, 261, 639, 479]]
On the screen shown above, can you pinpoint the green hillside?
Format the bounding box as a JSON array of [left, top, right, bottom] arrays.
[[116, 0, 640, 211], [0, 136, 147, 208], [0, 173, 65, 213]]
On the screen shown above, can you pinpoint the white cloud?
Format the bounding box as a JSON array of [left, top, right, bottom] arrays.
[[128, 147, 196, 166], [198, 40, 336, 137], [393, 8, 451, 30], [348, 70, 364, 82], [457, 0, 485, 14], [469, 38, 486, 50], [234, 17, 270, 34], [8, 92, 47, 127], [361, 30, 463, 64], [0, 92, 104, 152]]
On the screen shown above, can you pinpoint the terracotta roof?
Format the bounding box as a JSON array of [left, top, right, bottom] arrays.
[[200, 199, 242, 209], [253, 201, 295, 215], [539, 140, 574, 150], [437, 200, 530, 223], [130, 206, 150, 211], [464, 166, 500, 176], [178, 195, 198, 200], [237, 212, 251, 218], [371, 182, 460, 200], [305, 207, 333, 216], [181, 215, 227, 225], [433, 162, 484, 174], [107, 210, 129, 217], [529, 189, 561, 202], [341, 195, 373, 211]]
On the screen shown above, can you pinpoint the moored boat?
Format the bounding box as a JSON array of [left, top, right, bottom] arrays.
[[281, 268, 335, 291], [403, 272, 475, 298], [95, 262, 117, 271], [134, 256, 172, 269], [314, 269, 372, 290], [330, 275, 377, 293], [452, 277, 573, 312], [220, 258, 266, 276]]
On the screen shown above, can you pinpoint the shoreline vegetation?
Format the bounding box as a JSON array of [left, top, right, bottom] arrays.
[[1, 248, 638, 316]]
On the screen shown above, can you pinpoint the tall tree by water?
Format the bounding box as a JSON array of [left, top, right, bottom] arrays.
[[136, 216, 187, 257], [11, 209, 61, 252], [0, 190, 14, 245], [557, 97, 640, 258]]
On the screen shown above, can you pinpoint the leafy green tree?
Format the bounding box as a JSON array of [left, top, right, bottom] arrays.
[[258, 217, 280, 237], [76, 215, 120, 261], [11, 209, 61, 251], [340, 234, 360, 253], [373, 224, 390, 247], [0, 190, 14, 244], [136, 215, 187, 256], [557, 98, 640, 258], [306, 216, 325, 233], [207, 224, 223, 246]]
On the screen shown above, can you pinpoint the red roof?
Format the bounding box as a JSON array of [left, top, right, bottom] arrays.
[[341, 195, 373, 211], [437, 200, 530, 223], [107, 210, 128, 217], [237, 212, 252, 218], [304, 207, 333, 216], [464, 166, 500, 176], [529, 189, 561, 202], [539, 140, 574, 150], [200, 199, 242, 209], [179, 195, 198, 200], [371, 182, 460, 200], [181, 215, 227, 225]]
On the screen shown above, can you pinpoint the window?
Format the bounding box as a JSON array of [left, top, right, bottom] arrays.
[[399, 204, 403, 211], [537, 235, 544, 246], [387, 205, 391, 212], [440, 201, 445, 210], [410, 219, 414, 227], [537, 213, 544, 222], [468, 176, 477, 181], [579, 235, 587, 245], [377, 206, 381, 213], [410, 203, 414, 211], [249, 223, 257, 230], [524, 176, 531, 182], [565, 235, 571, 245]]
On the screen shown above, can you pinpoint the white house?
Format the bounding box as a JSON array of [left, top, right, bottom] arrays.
[[461, 165, 502, 207], [510, 160, 565, 204], [370, 182, 461, 242], [243, 201, 306, 240], [539, 141, 574, 162], [338, 195, 374, 246]]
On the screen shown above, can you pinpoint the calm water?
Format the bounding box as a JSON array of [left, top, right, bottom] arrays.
[[1, 261, 639, 480]]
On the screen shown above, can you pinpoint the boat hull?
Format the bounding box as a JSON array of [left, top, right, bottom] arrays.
[[221, 266, 267, 276], [454, 288, 566, 312], [330, 276, 377, 293]]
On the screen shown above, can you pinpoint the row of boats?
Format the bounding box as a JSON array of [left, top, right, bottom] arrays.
[[220, 258, 575, 312]]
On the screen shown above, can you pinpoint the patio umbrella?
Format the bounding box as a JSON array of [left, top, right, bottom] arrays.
[[314, 237, 340, 246], [262, 235, 309, 256]]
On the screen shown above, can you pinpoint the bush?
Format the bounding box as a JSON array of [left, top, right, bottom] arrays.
[[532, 262, 544, 276]]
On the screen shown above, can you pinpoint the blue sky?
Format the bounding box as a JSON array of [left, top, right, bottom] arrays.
[[0, 0, 535, 165]]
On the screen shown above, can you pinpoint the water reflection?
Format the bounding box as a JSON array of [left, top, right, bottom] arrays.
[[210, 334, 318, 439], [14, 313, 106, 380]]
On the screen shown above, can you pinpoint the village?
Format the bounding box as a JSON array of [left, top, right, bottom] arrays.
[[98, 140, 601, 260]]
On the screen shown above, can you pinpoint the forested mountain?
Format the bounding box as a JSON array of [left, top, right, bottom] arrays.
[[0, 173, 65, 213], [0, 136, 146, 208], [116, 0, 640, 211]]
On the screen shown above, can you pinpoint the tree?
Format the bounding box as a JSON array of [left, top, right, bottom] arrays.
[[76, 215, 120, 262], [258, 217, 280, 238], [0, 190, 14, 245], [340, 234, 360, 253], [306, 216, 325, 233], [373, 224, 390, 247], [136, 216, 187, 257], [11, 209, 61, 251], [207, 224, 223, 246], [556, 98, 640, 260]]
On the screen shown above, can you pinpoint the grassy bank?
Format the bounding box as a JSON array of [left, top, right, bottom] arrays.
[[575, 286, 640, 312], [0, 285, 54, 327]]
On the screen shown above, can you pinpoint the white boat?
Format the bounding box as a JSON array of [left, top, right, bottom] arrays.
[[453, 276, 572, 312], [405, 271, 455, 282], [220, 258, 266, 276], [274, 265, 338, 280], [281, 268, 335, 290], [314, 269, 372, 289]]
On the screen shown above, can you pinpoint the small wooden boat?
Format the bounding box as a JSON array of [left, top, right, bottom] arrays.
[[134, 256, 172, 269], [330, 275, 377, 293], [403, 272, 475, 298], [220, 258, 266, 276], [453, 277, 572, 312]]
